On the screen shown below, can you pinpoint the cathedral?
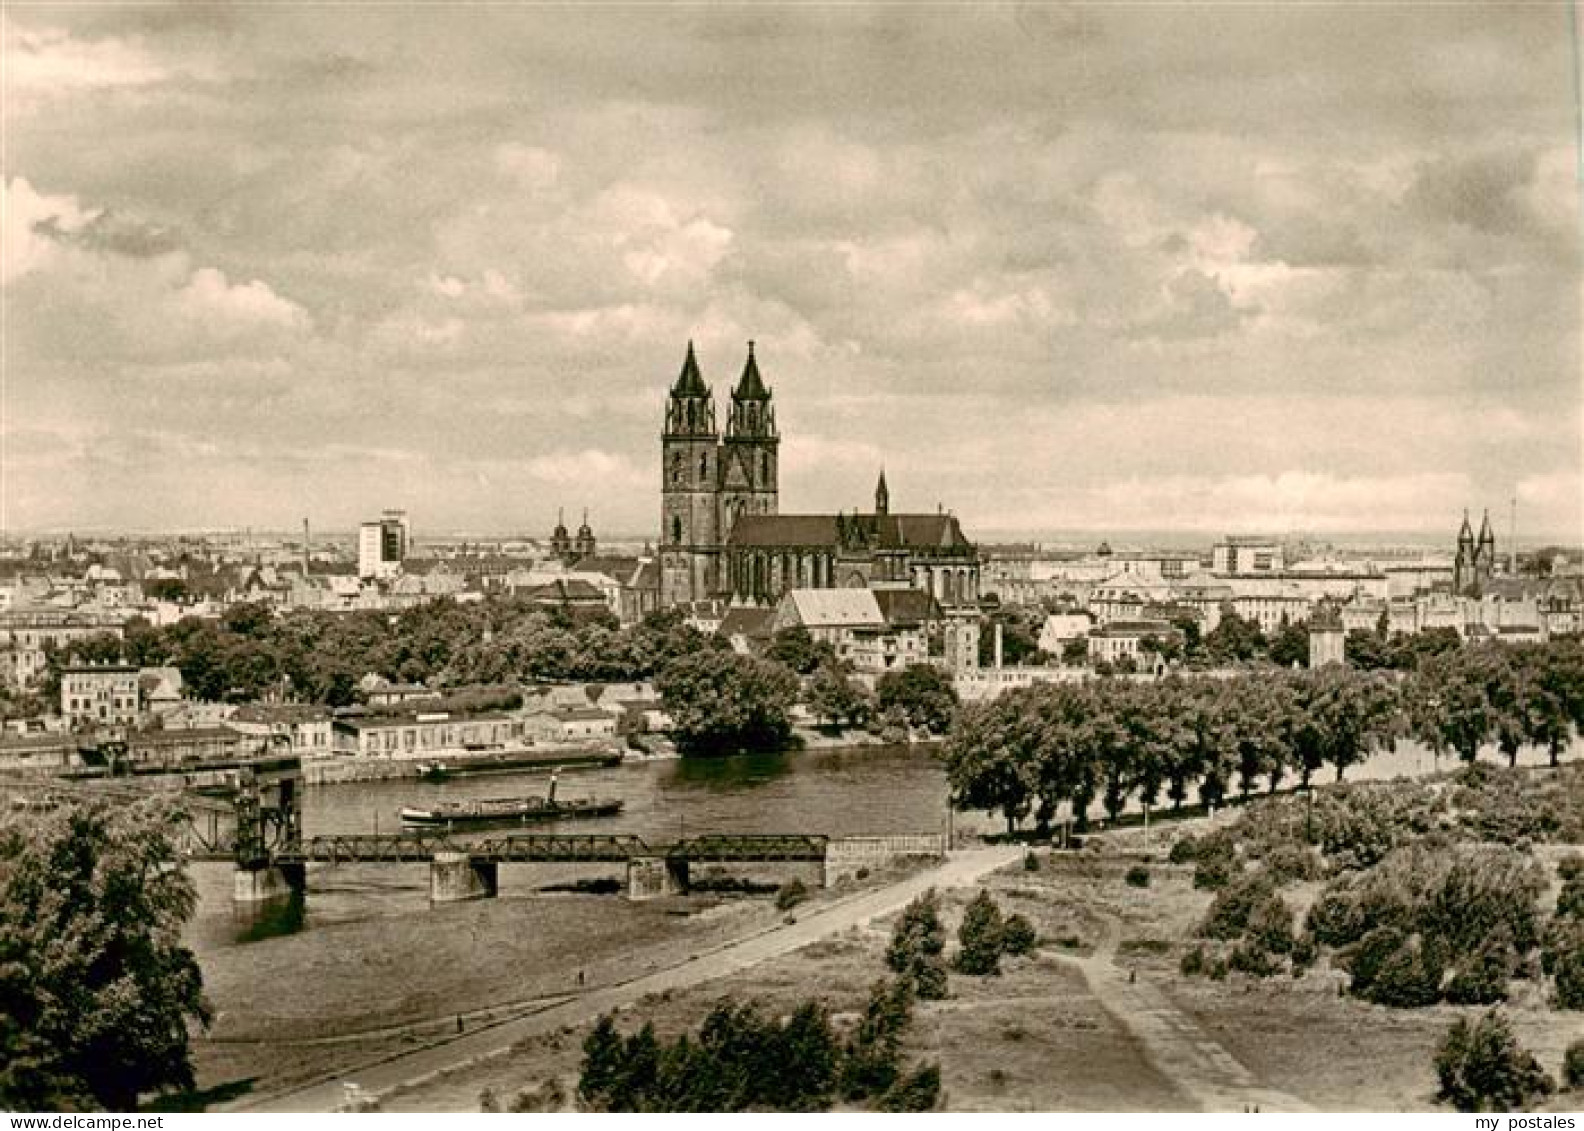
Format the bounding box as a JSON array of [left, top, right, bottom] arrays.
[[1453, 509, 1496, 596], [659, 342, 981, 608]]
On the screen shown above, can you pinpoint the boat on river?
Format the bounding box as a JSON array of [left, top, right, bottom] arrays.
[[398, 774, 622, 830]]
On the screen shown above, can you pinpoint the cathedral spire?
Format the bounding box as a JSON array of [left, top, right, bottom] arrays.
[[1457, 510, 1474, 547], [671, 339, 708, 398], [1477, 509, 1495, 548], [875, 467, 889, 517], [733, 340, 771, 401]]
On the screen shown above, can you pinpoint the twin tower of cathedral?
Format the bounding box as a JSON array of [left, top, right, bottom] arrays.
[[658, 340, 982, 610], [660, 341, 780, 604]]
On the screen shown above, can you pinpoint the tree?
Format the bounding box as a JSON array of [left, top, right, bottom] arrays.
[[1204, 608, 1265, 665], [875, 664, 959, 734], [1434, 1010, 1555, 1112], [805, 662, 873, 729], [1267, 618, 1310, 669], [1061, 637, 1089, 666], [578, 1014, 626, 1109], [886, 889, 948, 999], [953, 889, 1005, 975], [765, 627, 834, 676], [656, 651, 798, 755], [0, 799, 212, 1111]]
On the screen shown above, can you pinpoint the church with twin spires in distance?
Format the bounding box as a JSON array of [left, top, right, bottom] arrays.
[[659, 341, 982, 609]]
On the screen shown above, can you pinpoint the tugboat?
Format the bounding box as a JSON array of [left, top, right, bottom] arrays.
[[415, 761, 452, 782], [398, 773, 621, 830]]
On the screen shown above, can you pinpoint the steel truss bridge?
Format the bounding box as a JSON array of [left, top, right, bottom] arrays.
[[217, 831, 830, 867]]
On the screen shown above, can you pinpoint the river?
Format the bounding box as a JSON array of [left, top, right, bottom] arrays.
[[187, 742, 971, 950], [185, 735, 1579, 953]]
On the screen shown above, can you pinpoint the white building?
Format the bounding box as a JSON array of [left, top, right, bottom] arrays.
[[358, 509, 410, 580]]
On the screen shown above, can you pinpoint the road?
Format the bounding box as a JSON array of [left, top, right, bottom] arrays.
[[1055, 915, 1312, 1113], [234, 845, 1024, 1112]]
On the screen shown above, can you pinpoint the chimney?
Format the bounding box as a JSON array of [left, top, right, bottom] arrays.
[[302, 518, 310, 578], [994, 623, 1004, 669]]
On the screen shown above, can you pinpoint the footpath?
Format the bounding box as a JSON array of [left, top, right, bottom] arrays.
[[233, 845, 1023, 1112]]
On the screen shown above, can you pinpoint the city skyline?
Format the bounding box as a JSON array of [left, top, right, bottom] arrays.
[[5, 6, 1581, 538]]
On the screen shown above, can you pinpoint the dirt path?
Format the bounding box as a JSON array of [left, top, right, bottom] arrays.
[[1055, 915, 1311, 1113], [231, 846, 1024, 1113]]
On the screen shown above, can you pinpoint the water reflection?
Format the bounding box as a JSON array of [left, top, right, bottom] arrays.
[[233, 889, 305, 944]]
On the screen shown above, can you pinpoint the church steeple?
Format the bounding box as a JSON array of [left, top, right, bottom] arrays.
[[1457, 510, 1475, 549], [727, 340, 776, 439], [875, 467, 889, 517], [1477, 509, 1495, 552], [665, 340, 716, 437]]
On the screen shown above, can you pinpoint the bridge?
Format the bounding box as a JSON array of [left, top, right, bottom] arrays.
[[8, 755, 937, 907]]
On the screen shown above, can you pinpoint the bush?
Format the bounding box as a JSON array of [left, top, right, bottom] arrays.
[[878, 1061, 941, 1112], [1200, 873, 1275, 940], [1245, 893, 1296, 955], [1435, 1010, 1556, 1112], [1168, 836, 1199, 865], [1125, 864, 1151, 888], [1552, 929, 1584, 1010], [1262, 842, 1322, 885], [1444, 933, 1515, 1006], [775, 878, 809, 912], [1289, 933, 1318, 974], [1565, 1039, 1584, 1090], [887, 889, 949, 1000], [954, 890, 1006, 976], [1180, 946, 1207, 976], [1193, 837, 1240, 890], [1228, 942, 1281, 978], [1023, 851, 1040, 872], [1558, 856, 1584, 920], [1000, 913, 1038, 957], [1362, 935, 1445, 1008]]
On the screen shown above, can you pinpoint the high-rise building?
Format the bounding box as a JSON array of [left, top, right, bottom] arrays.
[[358, 509, 409, 580]]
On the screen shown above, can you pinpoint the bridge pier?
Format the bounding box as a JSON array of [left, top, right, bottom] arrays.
[[430, 851, 499, 904], [233, 860, 306, 905], [627, 854, 689, 900]]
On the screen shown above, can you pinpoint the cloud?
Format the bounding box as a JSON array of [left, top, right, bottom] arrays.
[[1, 8, 1576, 536]]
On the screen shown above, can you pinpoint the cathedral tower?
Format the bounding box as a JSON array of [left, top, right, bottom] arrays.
[[719, 341, 780, 544], [660, 342, 721, 604], [1454, 510, 1476, 595]]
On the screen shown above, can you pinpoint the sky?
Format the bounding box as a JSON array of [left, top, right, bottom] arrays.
[[3, 3, 1581, 541]]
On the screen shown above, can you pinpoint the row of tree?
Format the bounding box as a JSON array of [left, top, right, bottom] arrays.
[[943, 639, 1584, 834]]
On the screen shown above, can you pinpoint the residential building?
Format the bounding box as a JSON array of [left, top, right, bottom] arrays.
[[60, 663, 140, 727]]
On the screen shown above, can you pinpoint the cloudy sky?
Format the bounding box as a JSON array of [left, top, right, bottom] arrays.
[[4, 4, 1580, 540]]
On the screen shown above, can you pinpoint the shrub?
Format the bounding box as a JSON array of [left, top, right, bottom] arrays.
[[1228, 942, 1281, 978], [1552, 929, 1584, 1010], [1435, 1010, 1556, 1112], [1125, 864, 1151, 888], [509, 1079, 566, 1112], [954, 890, 1006, 976], [1023, 851, 1041, 872], [1200, 873, 1275, 940], [776, 878, 809, 912], [1362, 935, 1444, 1008], [878, 1061, 941, 1112], [1565, 1039, 1584, 1090], [1168, 836, 1198, 865], [1000, 913, 1038, 957], [1558, 856, 1584, 920], [1245, 893, 1296, 955], [1180, 946, 1207, 976], [1444, 932, 1515, 1006], [1193, 837, 1240, 890], [887, 889, 949, 1000], [1289, 934, 1318, 975], [1262, 842, 1322, 885]]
